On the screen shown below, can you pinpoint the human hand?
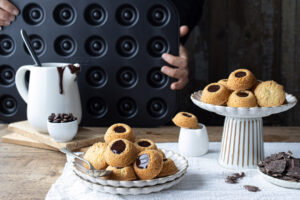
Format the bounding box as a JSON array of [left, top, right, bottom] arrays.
[[161, 25, 189, 90], [0, 0, 19, 29]]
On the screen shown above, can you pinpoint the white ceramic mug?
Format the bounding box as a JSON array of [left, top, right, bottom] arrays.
[[178, 123, 209, 157], [15, 63, 82, 133]]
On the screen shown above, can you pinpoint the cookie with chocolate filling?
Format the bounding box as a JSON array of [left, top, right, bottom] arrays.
[[134, 139, 157, 152], [217, 79, 229, 89], [227, 69, 256, 90], [133, 150, 163, 180], [227, 90, 257, 107], [104, 123, 135, 144], [83, 142, 107, 170], [104, 165, 137, 181], [254, 81, 286, 107], [200, 83, 231, 105], [158, 158, 178, 177], [157, 148, 166, 159], [104, 139, 138, 167], [172, 112, 199, 129]]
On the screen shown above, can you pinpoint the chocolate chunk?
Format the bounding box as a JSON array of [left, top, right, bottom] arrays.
[[182, 113, 192, 117], [207, 84, 220, 92], [286, 167, 300, 179], [138, 141, 151, 147], [235, 71, 247, 78], [136, 154, 149, 169], [114, 126, 126, 133], [163, 158, 168, 162], [225, 172, 245, 184], [266, 160, 287, 174], [243, 185, 260, 192], [236, 92, 249, 97], [111, 140, 126, 154]]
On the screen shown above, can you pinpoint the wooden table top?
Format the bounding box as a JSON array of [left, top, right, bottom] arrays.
[[1, 124, 300, 200]]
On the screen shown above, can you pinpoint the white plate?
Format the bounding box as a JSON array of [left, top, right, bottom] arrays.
[[72, 149, 189, 188], [73, 171, 186, 195], [191, 91, 297, 118], [258, 168, 300, 189]]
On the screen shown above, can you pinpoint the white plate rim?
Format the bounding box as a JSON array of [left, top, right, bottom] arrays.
[[72, 148, 189, 188], [191, 90, 297, 118], [73, 170, 186, 195]]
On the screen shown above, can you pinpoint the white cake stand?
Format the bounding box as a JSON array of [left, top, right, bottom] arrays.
[[191, 91, 297, 169]]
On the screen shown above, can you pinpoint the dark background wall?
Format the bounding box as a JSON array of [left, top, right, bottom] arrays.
[[179, 0, 300, 126]]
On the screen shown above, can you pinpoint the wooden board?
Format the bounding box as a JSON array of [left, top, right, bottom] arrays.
[[6, 121, 104, 151], [1, 133, 57, 151]]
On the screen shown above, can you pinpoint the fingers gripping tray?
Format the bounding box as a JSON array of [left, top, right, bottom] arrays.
[[0, 0, 180, 126]]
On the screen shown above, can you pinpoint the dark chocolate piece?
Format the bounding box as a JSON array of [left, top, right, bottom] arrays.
[[136, 154, 149, 169], [265, 160, 287, 174], [182, 113, 192, 117], [225, 172, 245, 184], [236, 92, 249, 97], [57, 66, 66, 94], [243, 185, 260, 192], [207, 84, 220, 92], [111, 140, 126, 154], [235, 71, 247, 78], [114, 126, 126, 133], [163, 158, 168, 162], [286, 167, 300, 179], [138, 141, 151, 147]]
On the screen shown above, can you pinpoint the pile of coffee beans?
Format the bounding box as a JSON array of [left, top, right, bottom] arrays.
[[258, 151, 300, 182], [48, 113, 77, 123]]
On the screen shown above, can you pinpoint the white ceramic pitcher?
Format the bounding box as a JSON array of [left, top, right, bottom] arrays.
[[15, 63, 82, 133]]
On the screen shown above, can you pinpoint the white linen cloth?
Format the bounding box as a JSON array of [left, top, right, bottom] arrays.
[[46, 142, 300, 200]]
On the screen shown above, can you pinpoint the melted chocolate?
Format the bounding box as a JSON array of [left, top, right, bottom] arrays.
[[208, 85, 220, 92], [235, 71, 247, 78], [57, 67, 66, 94], [111, 140, 126, 154], [68, 64, 80, 81], [182, 113, 192, 117], [114, 126, 126, 133], [237, 92, 249, 97], [138, 141, 151, 147], [136, 154, 149, 169]]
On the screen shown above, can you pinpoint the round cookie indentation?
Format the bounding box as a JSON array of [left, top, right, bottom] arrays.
[[114, 126, 126, 133], [111, 140, 126, 154], [138, 141, 151, 147], [136, 154, 149, 169], [237, 91, 249, 97], [235, 71, 247, 78], [182, 113, 192, 117], [207, 84, 220, 92]]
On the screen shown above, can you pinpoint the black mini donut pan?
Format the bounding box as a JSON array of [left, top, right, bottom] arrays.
[[0, 0, 180, 127]]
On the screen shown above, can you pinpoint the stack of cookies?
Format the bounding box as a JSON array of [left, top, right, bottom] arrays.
[[201, 69, 286, 108], [83, 123, 178, 180]]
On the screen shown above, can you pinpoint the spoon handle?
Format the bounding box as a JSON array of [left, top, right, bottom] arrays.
[[59, 147, 93, 170], [20, 29, 42, 67]]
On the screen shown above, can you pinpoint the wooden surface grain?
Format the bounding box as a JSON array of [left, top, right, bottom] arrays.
[[1, 124, 300, 200]]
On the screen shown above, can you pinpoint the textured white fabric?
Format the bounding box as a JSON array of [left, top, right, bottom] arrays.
[[46, 143, 300, 200]]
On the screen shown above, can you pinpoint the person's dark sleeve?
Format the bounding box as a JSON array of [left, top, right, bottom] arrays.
[[171, 0, 205, 43]]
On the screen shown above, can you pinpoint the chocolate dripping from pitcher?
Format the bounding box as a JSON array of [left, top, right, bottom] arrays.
[[68, 64, 80, 81], [57, 66, 66, 94]]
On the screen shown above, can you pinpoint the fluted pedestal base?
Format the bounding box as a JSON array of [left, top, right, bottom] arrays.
[[218, 117, 264, 169]]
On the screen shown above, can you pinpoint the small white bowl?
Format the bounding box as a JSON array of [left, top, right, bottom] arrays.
[[47, 120, 78, 142], [178, 123, 209, 157]]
